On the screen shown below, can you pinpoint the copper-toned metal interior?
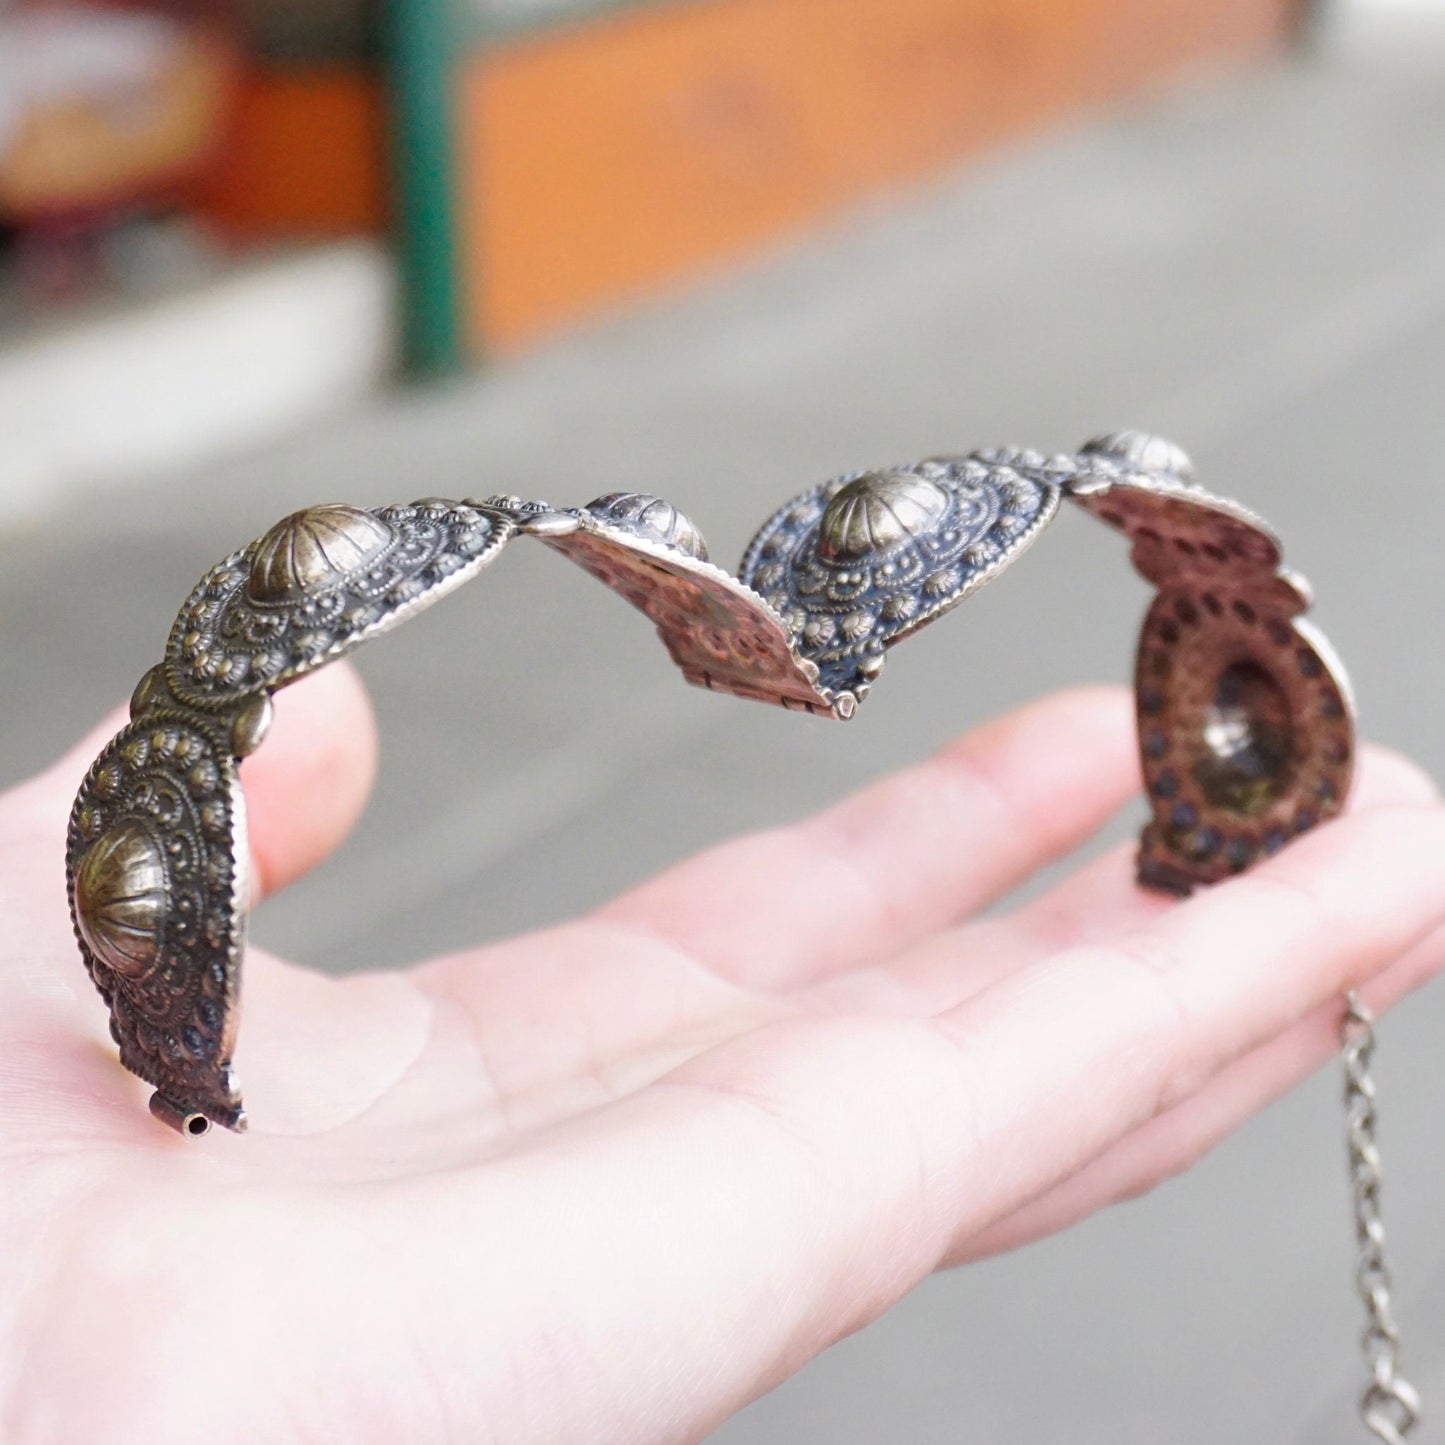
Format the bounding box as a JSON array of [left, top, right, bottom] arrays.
[[1195, 659, 1298, 816]]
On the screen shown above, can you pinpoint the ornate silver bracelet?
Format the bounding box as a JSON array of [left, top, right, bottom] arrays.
[[65, 429, 1356, 1134], [67, 429, 1421, 1441]]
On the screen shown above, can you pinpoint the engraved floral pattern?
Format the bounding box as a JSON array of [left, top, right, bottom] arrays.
[[164, 502, 512, 708], [66, 714, 246, 1128], [739, 457, 1060, 696]]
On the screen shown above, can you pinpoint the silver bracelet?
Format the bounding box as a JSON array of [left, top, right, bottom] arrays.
[[64, 429, 1415, 1440], [65, 429, 1356, 1130]]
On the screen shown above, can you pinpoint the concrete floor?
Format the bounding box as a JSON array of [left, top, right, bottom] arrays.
[[3, 28, 1444, 1445]]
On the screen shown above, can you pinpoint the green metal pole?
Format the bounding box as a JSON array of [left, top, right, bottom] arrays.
[[384, 0, 466, 373]]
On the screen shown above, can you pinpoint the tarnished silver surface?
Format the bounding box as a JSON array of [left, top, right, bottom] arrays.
[[1069, 431, 1354, 893], [68, 499, 518, 1134], [67, 710, 248, 1132], [738, 456, 1060, 700], [66, 439, 1357, 1134], [164, 500, 512, 708], [519, 494, 849, 718], [65, 437, 1402, 1443]]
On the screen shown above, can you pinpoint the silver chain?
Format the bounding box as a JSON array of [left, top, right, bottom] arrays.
[[1342, 989, 1420, 1444]]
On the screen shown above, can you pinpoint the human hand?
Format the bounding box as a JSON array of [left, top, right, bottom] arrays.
[[3, 669, 1443, 1445]]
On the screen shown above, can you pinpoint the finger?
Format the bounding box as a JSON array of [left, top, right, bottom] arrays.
[[17, 663, 376, 904], [240, 662, 377, 902], [686, 805, 1445, 1340], [598, 686, 1140, 990], [957, 917, 1445, 1262], [16, 705, 136, 818], [377, 801, 1445, 1445], [395, 743, 1437, 1148], [1000, 741, 1442, 959], [903, 801, 1445, 1255], [843, 741, 1440, 1017]]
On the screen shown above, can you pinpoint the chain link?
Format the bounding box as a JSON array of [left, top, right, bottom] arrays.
[[1342, 990, 1420, 1444]]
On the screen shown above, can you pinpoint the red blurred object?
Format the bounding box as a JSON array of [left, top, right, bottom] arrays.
[[0, 0, 243, 227]]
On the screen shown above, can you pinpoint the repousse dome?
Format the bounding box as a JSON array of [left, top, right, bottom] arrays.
[[75, 823, 168, 979], [586, 493, 709, 561], [1082, 431, 1195, 483], [247, 505, 394, 602], [817, 470, 950, 562]]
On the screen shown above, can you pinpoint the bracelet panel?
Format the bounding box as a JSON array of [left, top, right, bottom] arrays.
[[163, 501, 514, 710], [67, 711, 247, 1133], [739, 457, 1061, 700], [1069, 450, 1355, 894], [531, 494, 846, 717], [69, 497, 519, 1132]]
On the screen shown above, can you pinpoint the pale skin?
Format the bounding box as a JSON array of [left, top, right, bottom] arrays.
[[2, 665, 1444, 1445]]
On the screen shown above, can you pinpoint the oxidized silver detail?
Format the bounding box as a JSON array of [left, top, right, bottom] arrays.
[[1343, 990, 1421, 1444], [739, 456, 1060, 696], [66, 438, 1361, 1141], [817, 470, 951, 560], [1082, 429, 1196, 484], [67, 711, 248, 1130], [164, 500, 512, 708], [1067, 454, 1353, 893], [74, 823, 170, 979], [246, 503, 396, 603], [73, 496, 517, 1131], [585, 492, 710, 561]]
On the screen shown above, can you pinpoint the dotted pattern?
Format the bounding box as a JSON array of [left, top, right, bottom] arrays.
[[82, 499, 515, 1127], [66, 450, 1360, 1135], [739, 457, 1060, 697], [1133, 589, 1353, 890], [66, 713, 246, 1128], [1074, 473, 1353, 894], [164, 501, 512, 709]]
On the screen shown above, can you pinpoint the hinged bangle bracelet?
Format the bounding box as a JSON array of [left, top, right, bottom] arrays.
[[62, 430, 1415, 1440]]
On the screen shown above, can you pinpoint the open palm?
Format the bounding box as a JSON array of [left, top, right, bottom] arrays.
[[3, 664, 1443, 1445]]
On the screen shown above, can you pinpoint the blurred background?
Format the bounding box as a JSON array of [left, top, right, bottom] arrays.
[[2, 0, 1443, 1439]]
